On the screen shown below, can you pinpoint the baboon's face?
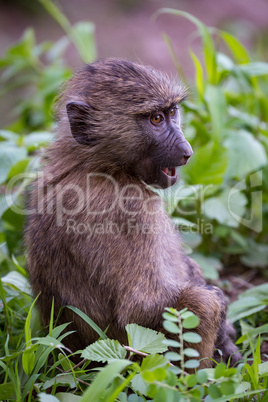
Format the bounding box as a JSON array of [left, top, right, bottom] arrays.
[[66, 101, 192, 190], [133, 106, 193, 189], [65, 60, 193, 189]]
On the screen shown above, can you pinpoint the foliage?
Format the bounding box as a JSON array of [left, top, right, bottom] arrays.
[[0, 2, 268, 400], [156, 9, 268, 279], [0, 292, 268, 401]]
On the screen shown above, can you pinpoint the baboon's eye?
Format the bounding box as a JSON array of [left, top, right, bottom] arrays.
[[151, 114, 163, 125], [170, 108, 176, 117]]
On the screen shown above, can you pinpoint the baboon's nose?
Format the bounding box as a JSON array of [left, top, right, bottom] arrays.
[[180, 141, 193, 165], [183, 152, 192, 164]]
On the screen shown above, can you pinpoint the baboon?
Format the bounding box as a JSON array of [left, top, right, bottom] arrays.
[[26, 58, 240, 367]]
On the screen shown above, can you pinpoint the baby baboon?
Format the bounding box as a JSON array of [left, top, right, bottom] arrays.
[[26, 58, 240, 367]]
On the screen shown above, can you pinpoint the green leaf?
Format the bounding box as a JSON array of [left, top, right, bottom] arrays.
[[0, 383, 15, 400], [239, 62, 268, 76], [70, 22, 96, 63], [190, 51, 204, 97], [23, 131, 52, 151], [184, 348, 200, 357], [1, 271, 31, 294], [126, 324, 168, 353], [182, 141, 228, 185], [241, 242, 268, 268], [164, 351, 182, 361], [206, 85, 227, 140], [191, 253, 222, 280], [208, 384, 222, 399], [38, 393, 59, 401], [43, 374, 77, 390], [141, 354, 168, 371], [162, 339, 181, 348], [162, 321, 180, 334], [259, 361, 268, 376], [182, 315, 200, 329], [80, 360, 132, 402], [224, 130, 267, 179], [182, 332, 202, 343], [55, 393, 81, 402], [81, 339, 126, 363], [186, 374, 198, 387], [196, 369, 208, 384], [220, 381, 236, 396], [219, 31, 250, 64], [0, 144, 27, 184], [8, 158, 31, 179], [203, 187, 247, 228], [162, 312, 179, 322], [155, 9, 217, 83], [184, 359, 200, 369], [22, 296, 39, 376], [236, 323, 268, 344], [67, 305, 108, 339], [215, 363, 226, 379], [130, 374, 147, 396], [0, 130, 19, 141]]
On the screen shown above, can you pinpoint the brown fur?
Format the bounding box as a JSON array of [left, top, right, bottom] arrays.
[[25, 58, 240, 368]]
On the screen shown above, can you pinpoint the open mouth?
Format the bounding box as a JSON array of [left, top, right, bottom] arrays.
[[161, 167, 177, 178]]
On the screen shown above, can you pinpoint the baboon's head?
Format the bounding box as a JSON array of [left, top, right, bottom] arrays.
[[59, 58, 192, 189]]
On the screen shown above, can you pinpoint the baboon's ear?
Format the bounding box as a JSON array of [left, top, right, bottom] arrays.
[[66, 101, 98, 146]]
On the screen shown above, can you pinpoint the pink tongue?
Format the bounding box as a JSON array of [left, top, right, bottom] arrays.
[[162, 167, 175, 177]]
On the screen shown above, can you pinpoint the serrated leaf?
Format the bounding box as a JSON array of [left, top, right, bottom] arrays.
[[126, 324, 168, 353], [81, 339, 126, 363], [182, 332, 202, 343]]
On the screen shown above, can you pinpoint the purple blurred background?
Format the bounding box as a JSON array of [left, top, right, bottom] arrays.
[[1, 0, 267, 75]]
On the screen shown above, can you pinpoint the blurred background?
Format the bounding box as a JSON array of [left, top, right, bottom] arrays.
[[1, 0, 268, 127], [1, 0, 268, 70]]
